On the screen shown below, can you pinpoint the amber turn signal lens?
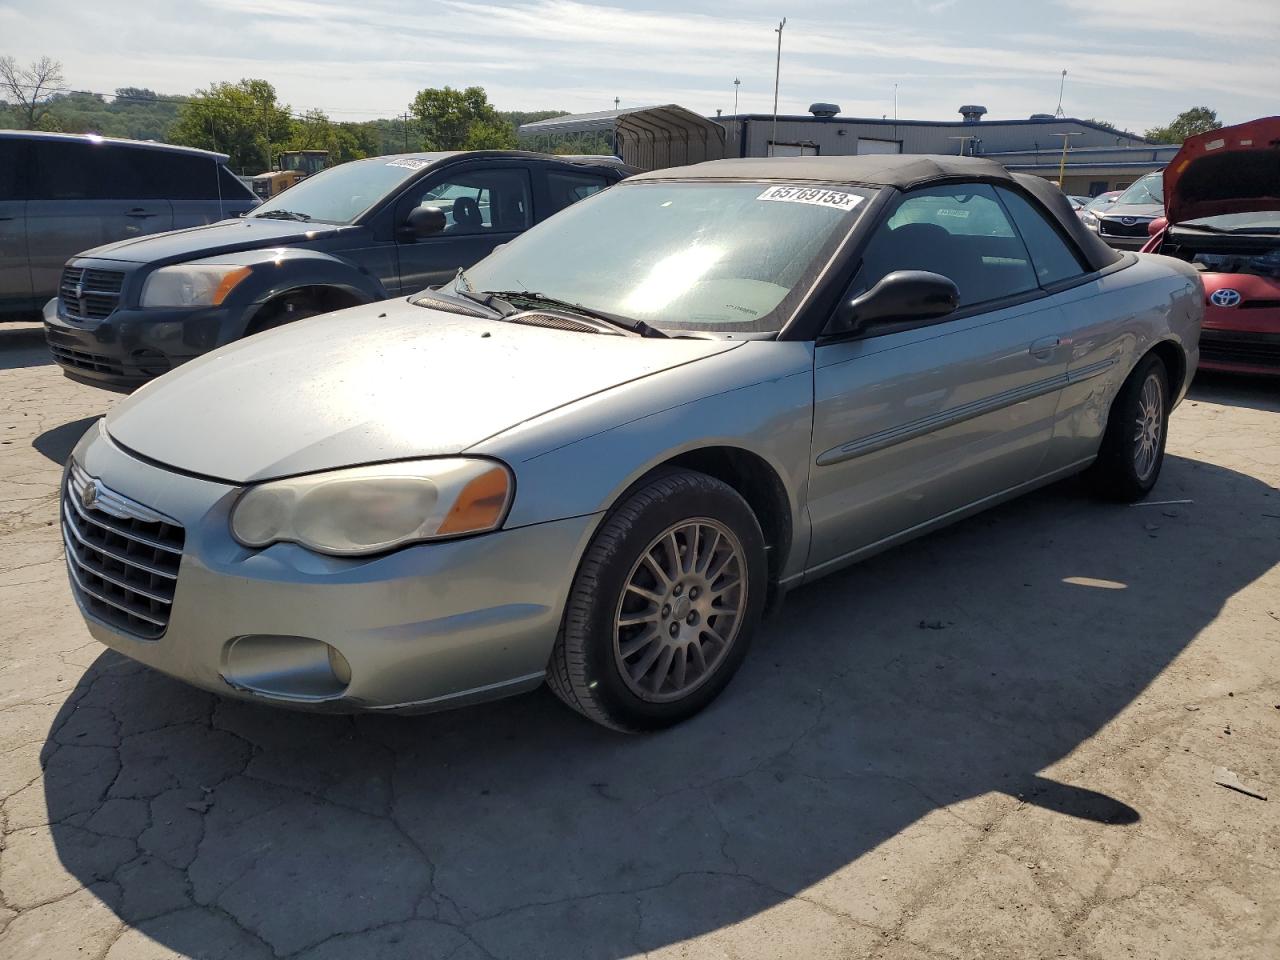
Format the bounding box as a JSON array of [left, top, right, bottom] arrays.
[[436, 466, 511, 535], [212, 266, 253, 305]]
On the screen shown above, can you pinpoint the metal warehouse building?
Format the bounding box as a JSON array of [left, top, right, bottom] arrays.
[[521, 103, 1177, 196]]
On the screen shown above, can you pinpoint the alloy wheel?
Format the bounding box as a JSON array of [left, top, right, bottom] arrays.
[[613, 518, 748, 703]]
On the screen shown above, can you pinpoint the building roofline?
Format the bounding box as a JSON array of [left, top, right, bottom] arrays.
[[720, 114, 1152, 142]]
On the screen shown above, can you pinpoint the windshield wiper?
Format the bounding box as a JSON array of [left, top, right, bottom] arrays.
[[480, 290, 669, 338], [253, 209, 312, 222]]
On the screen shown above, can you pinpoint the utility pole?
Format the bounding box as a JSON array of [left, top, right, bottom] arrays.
[[1054, 69, 1067, 118], [614, 96, 620, 111], [893, 82, 898, 121], [732, 78, 740, 156], [1052, 131, 1083, 186], [770, 17, 786, 157], [401, 112, 411, 152]]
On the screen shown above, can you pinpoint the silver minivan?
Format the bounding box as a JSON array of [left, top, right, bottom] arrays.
[[0, 131, 256, 320]]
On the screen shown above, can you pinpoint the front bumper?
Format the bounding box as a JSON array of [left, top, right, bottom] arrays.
[[68, 425, 599, 712], [43, 295, 237, 391], [1199, 328, 1280, 376]]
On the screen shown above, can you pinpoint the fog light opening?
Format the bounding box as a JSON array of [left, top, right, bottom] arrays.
[[327, 644, 352, 686], [221, 635, 353, 702]]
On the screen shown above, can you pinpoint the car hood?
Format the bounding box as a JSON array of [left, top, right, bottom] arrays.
[[1164, 116, 1280, 224], [76, 216, 354, 265], [1098, 202, 1163, 220], [105, 301, 744, 484]]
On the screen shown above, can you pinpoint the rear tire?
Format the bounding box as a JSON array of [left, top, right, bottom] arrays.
[[1087, 353, 1170, 502], [547, 469, 767, 732]]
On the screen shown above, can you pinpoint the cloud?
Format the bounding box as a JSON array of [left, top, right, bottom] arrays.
[[2, 0, 1273, 131]]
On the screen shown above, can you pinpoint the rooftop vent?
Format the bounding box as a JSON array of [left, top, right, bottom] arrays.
[[1029, 113, 1055, 120], [809, 102, 841, 118], [959, 104, 988, 123]]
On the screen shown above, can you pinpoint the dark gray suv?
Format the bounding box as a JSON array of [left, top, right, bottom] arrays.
[[0, 131, 257, 321], [43, 150, 631, 390]]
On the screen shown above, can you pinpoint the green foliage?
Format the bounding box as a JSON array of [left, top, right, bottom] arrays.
[[281, 109, 374, 164], [169, 79, 294, 173], [409, 86, 516, 151], [1144, 107, 1222, 144]]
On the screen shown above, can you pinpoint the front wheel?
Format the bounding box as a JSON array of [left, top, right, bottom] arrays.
[[1087, 353, 1170, 502], [547, 470, 767, 732]]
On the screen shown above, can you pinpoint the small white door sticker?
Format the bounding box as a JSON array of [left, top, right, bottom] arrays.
[[757, 185, 863, 211]]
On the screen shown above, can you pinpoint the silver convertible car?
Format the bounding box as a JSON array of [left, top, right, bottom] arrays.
[[64, 155, 1202, 731]]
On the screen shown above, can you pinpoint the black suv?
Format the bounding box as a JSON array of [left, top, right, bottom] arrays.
[[0, 131, 256, 321], [44, 151, 631, 389]]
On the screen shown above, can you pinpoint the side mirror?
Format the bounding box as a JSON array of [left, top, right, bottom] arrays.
[[403, 205, 447, 238], [832, 270, 959, 335]]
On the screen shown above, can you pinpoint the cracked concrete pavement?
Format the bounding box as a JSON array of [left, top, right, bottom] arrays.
[[0, 320, 1277, 959]]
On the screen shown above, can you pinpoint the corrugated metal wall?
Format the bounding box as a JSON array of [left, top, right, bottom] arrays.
[[738, 118, 1149, 160]]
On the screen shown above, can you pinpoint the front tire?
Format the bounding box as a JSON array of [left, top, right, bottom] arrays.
[[1087, 353, 1170, 502], [548, 470, 767, 732]]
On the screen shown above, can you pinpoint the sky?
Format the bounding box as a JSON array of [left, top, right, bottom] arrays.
[[2, 0, 1277, 133]]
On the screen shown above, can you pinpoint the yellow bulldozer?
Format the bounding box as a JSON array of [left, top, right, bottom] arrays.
[[251, 150, 330, 200]]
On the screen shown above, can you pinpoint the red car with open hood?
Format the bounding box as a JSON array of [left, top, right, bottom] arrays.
[[1143, 117, 1280, 375]]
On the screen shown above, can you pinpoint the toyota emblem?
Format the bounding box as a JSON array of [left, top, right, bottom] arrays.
[[1210, 288, 1242, 308], [80, 480, 100, 509]]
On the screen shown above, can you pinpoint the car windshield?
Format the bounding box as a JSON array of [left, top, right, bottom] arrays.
[[457, 180, 877, 334], [1116, 172, 1163, 207], [1182, 210, 1280, 233], [249, 156, 440, 224]]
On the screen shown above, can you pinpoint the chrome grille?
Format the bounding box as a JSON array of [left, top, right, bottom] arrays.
[[1097, 218, 1152, 239], [60, 267, 126, 320], [62, 463, 184, 639]]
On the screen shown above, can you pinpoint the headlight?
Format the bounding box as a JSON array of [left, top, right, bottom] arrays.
[[140, 264, 252, 308], [230, 459, 513, 556], [1081, 212, 1099, 231]]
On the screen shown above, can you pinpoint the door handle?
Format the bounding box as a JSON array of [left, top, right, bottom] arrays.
[[1029, 336, 1061, 359], [126, 209, 157, 219]]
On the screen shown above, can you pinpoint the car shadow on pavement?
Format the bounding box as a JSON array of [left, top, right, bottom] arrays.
[[39, 453, 1279, 959], [0, 323, 54, 372], [1190, 371, 1280, 414], [32, 416, 101, 466]]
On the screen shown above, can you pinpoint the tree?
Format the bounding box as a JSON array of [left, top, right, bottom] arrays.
[[0, 55, 64, 129], [170, 79, 293, 173], [409, 86, 516, 151], [283, 108, 371, 163], [1144, 107, 1222, 144]]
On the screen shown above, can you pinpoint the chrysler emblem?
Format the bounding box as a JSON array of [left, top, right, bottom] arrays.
[[1210, 288, 1242, 308], [80, 479, 100, 509]]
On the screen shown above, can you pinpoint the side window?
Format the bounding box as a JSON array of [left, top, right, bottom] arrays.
[[0, 140, 25, 200], [411, 168, 532, 235], [219, 165, 255, 201], [996, 187, 1088, 286], [856, 183, 1038, 308], [131, 151, 225, 200], [544, 171, 609, 217], [31, 141, 147, 200]]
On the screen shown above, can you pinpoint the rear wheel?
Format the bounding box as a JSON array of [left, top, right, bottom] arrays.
[[547, 470, 767, 732], [1087, 353, 1170, 502]]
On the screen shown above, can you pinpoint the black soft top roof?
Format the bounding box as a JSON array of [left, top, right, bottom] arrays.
[[631, 154, 1123, 273], [631, 154, 1015, 189]]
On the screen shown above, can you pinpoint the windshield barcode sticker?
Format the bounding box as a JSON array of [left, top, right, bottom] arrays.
[[386, 158, 431, 170], [757, 185, 863, 211]]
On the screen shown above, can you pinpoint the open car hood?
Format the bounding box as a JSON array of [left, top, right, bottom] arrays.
[[1164, 116, 1280, 224]]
